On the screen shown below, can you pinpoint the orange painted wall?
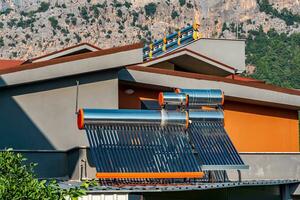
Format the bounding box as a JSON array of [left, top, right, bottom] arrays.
[[224, 101, 299, 152], [119, 84, 160, 109], [119, 83, 299, 152]]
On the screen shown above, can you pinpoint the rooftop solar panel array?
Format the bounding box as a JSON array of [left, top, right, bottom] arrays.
[[188, 121, 247, 170], [78, 89, 248, 181], [85, 124, 201, 174]]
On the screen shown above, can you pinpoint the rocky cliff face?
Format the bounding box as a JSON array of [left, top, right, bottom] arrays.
[[0, 0, 299, 59]]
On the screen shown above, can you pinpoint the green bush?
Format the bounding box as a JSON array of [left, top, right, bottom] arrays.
[[80, 7, 89, 21], [37, 2, 50, 12], [117, 9, 122, 18], [0, 8, 13, 16], [7, 18, 18, 28], [144, 3, 157, 17], [0, 149, 95, 199], [71, 17, 77, 25], [171, 10, 179, 19], [124, 1, 132, 9], [0, 37, 4, 47], [0, 22, 4, 29], [74, 33, 82, 43], [179, 0, 186, 6], [92, 5, 100, 18], [48, 17, 59, 29]]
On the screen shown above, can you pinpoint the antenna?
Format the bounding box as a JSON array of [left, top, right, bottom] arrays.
[[75, 80, 79, 114]]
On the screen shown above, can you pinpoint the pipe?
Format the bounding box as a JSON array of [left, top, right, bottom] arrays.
[[77, 109, 188, 129], [96, 172, 205, 179], [158, 92, 188, 107], [175, 88, 224, 106], [188, 110, 224, 122]]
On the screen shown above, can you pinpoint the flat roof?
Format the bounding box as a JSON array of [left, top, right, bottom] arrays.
[[58, 180, 299, 193]]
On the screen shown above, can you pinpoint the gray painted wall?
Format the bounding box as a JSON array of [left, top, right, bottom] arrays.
[[0, 69, 118, 150], [187, 39, 246, 73], [228, 153, 300, 181]]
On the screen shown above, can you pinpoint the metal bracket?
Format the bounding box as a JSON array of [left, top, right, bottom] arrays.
[[75, 81, 79, 114]]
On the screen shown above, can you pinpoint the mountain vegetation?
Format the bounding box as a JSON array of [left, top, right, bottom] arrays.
[[246, 28, 300, 89], [244, 1, 300, 89]]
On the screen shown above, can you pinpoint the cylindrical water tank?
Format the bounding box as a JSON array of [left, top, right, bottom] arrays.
[[77, 109, 188, 129], [188, 110, 224, 123], [175, 89, 224, 106], [158, 92, 188, 107]]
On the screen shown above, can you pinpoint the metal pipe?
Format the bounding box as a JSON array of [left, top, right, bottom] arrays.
[[158, 92, 188, 107], [188, 110, 224, 122], [77, 109, 188, 129], [175, 88, 224, 106]]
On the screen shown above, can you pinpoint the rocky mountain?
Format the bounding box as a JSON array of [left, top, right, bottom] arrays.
[[0, 0, 300, 59]]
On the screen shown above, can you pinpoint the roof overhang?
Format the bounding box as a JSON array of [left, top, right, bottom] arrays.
[[30, 43, 102, 63], [119, 66, 300, 110], [141, 48, 236, 76], [0, 43, 143, 87]]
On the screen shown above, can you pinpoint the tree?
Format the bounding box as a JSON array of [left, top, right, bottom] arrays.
[[179, 0, 186, 6], [144, 3, 157, 17], [80, 7, 89, 21], [171, 10, 179, 19], [0, 149, 95, 199], [37, 2, 50, 12], [0, 37, 4, 47], [48, 17, 58, 29], [117, 9, 122, 18]]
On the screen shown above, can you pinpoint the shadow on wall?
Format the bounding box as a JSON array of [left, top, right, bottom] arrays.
[[0, 88, 54, 150], [0, 68, 117, 179], [0, 69, 117, 150]]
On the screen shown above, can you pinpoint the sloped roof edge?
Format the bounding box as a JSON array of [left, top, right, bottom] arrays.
[[0, 43, 143, 75], [28, 42, 102, 63], [126, 65, 300, 97], [142, 48, 236, 73]]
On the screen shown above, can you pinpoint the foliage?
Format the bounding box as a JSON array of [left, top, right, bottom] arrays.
[[48, 17, 59, 29], [37, 2, 50, 13], [257, 0, 300, 25], [80, 7, 89, 21], [179, 0, 186, 7], [186, 2, 193, 9], [0, 149, 96, 199], [0, 8, 13, 16], [0, 22, 4, 29], [171, 10, 179, 19], [0, 37, 4, 47], [71, 17, 77, 26], [124, 1, 132, 9], [117, 9, 122, 18], [246, 27, 300, 89], [92, 5, 100, 18], [131, 11, 139, 26], [7, 18, 18, 28], [74, 33, 82, 43], [144, 3, 157, 17], [17, 17, 36, 29]]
